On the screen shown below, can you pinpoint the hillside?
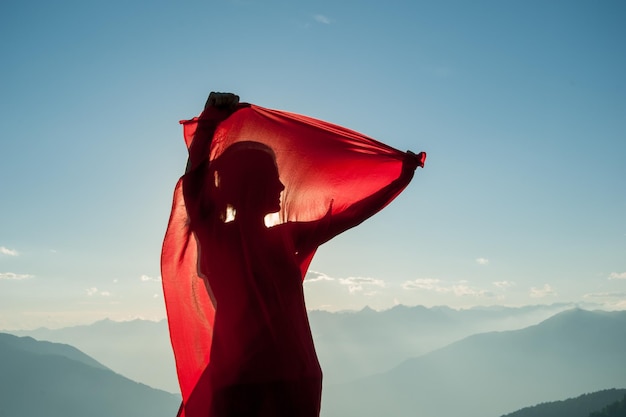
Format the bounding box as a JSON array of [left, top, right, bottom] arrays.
[[321, 309, 626, 417], [0, 332, 108, 371], [9, 303, 575, 390], [590, 393, 626, 417], [0, 333, 181, 417], [10, 318, 179, 393], [501, 389, 626, 417], [310, 302, 574, 383]]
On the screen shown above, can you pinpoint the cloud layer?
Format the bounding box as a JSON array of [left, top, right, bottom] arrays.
[[313, 14, 331, 24], [339, 276, 385, 294], [304, 271, 335, 283], [140, 274, 161, 282], [86, 287, 111, 297], [402, 278, 495, 298], [530, 284, 556, 298], [0, 272, 32, 280], [0, 246, 19, 256]]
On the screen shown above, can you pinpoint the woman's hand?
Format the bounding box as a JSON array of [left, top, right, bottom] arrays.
[[205, 92, 240, 111], [187, 92, 242, 172], [401, 150, 426, 180]]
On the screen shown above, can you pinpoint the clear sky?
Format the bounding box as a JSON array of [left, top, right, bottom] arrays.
[[1, 0, 625, 329]]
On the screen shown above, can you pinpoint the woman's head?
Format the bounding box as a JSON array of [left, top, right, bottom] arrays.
[[211, 141, 284, 220]]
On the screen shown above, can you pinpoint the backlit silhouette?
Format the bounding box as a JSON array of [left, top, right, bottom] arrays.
[[161, 92, 425, 417]]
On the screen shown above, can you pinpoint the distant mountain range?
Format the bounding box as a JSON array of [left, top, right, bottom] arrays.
[[0, 333, 180, 417], [3, 306, 624, 417], [501, 388, 626, 417], [311, 302, 576, 383], [10, 318, 179, 393], [8, 303, 577, 391], [321, 308, 626, 417]]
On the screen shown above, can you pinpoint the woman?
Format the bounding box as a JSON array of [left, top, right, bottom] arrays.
[[162, 92, 425, 417]]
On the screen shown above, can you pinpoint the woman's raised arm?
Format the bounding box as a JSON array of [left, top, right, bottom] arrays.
[[186, 92, 241, 172], [183, 92, 243, 226], [293, 151, 426, 252]]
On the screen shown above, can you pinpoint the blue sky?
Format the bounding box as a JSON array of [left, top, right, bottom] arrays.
[[1, 0, 625, 329]]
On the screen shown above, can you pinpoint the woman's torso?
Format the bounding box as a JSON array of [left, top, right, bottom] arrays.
[[195, 220, 321, 385]]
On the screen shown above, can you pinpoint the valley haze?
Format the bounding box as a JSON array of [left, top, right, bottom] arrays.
[[5, 303, 615, 391], [2, 306, 625, 417]]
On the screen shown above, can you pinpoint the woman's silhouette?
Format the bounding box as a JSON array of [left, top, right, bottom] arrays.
[[163, 92, 425, 417]]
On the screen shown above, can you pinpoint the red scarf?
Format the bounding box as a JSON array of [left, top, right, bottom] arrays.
[[161, 104, 425, 416]]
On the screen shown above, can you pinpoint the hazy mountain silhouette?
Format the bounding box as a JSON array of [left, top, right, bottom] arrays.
[[0, 332, 108, 370], [0, 333, 180, 417], [10, 318, 179, 393], [501, 388, 626, 417], [310, 302, 577, 382], [590, 392, 626, 417], [8, 303, 578, 391], [321, 309, 626, 417]]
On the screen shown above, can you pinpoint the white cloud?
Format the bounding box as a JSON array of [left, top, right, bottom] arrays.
[[583, 292, 626, 310], [584, 291, 626, 299], [339, 276, 385, 294], [402, 278, 446, 291], [0, 246, 18, 256], [609, 272, 626, 280], [493, 280, 516, 289], [304, 270, 335, 283], [86, 287, 111, 297], [140, 274, 161, 282], [313, 14, 331, 24], [530, 284, 556, 298], [451, 285, 493, 297], [403, 278, 493, 298], [311, 304, 334, 310], [0, 272, 32, 280], [476, 258, 489, 265]]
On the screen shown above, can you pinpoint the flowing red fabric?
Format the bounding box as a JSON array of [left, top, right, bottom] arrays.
[[161, 104, 425, 417]]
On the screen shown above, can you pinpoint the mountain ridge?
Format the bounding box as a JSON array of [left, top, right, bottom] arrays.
[[321, 309, 626, 417], [0, 332, 109, 371], [6, 302, 591, 391], [0, 332, 180, 417], [501, 388, 626, 417]]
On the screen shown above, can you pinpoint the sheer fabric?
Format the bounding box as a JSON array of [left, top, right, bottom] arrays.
[[161, 103, 425, 416]]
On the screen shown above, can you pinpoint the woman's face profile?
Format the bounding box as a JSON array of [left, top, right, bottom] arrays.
[[213, 142, 285, 220], [259, 162, 285, 215]]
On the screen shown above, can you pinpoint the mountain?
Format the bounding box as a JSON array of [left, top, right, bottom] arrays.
[[8, 303, 575, 390], [0, 331, 108, 371], [310, 302, 576, 383], [10, 318, 179, 393], [8, 303, 577, 391], [321, 309, 626, 417], [501, 389, 626, 417], [590, 393, 626, 417], [0, 333, 181, 417]]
